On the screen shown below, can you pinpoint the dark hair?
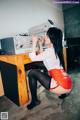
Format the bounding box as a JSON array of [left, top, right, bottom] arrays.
[[47, 27, 64, 69]]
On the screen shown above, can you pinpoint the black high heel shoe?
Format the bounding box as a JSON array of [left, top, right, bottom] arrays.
[[27, 99, 41, 110], [58, 94, 68, 99]]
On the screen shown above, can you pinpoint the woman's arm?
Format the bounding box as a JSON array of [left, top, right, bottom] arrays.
[[36, 37, 44, 54], [29, 35, 44, 61]]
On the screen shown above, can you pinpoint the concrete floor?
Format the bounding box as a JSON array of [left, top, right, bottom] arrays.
[[0, 70, 80, 120]]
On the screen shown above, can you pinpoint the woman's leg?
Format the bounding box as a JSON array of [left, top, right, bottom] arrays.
[[27, 69, 51, 109], [25, 61, 48, 73]]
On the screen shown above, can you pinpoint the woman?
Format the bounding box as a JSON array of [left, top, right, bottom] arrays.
[[27, 27, 73, 110]]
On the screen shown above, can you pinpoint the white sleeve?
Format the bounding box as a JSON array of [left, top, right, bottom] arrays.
[[29, 52, 44, 61]]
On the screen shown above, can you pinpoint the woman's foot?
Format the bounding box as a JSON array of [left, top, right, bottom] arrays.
[[58, 94, 68, 99], [27, 100, 41, 110]]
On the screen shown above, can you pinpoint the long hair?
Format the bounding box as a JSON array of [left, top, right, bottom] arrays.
[[47, 27, 65, 69]]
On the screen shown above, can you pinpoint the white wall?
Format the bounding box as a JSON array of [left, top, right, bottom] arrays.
[[0, 0, 64, 39]]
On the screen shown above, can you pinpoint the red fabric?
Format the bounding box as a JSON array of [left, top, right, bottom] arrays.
[[49, 69, 72, 89]]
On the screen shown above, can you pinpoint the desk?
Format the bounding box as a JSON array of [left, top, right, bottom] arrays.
[[0, 54, 31, 106], [63, 47, 67, 72], [0, 49, 67, 105]]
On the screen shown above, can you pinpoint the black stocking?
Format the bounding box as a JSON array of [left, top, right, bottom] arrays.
[[27, 69, 51, 109]]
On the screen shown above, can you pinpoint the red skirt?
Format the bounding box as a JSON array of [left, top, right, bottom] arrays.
[[49, 69, 72, 89]]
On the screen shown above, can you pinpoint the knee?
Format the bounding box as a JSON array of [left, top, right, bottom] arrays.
[[28, 69, 38, 78], [28, 70, 33, 77]]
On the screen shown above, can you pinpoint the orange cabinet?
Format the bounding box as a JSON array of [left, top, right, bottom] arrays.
[[0, 54, 31, 106]]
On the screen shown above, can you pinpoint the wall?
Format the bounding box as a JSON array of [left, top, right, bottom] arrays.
[[63, 4, 80, 38], [0, 0, 64, 39]]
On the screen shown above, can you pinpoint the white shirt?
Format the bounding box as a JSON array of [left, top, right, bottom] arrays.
[[29, 47, 63, 71]]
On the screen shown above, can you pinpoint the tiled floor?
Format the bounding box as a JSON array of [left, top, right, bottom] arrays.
[[0, 70, 80, 120]]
